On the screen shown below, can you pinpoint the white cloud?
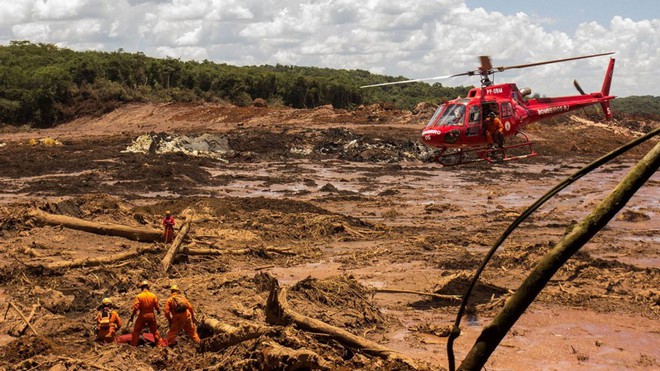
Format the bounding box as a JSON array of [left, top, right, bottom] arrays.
[[32, 0, 89, 21], [12, 22, 50, 41], [50, 18, 102, 41], [155, 45, 208, 60], [176, 25, 202, 45], [0, 0, 33, 24], [0, 0, 657, 96], [158, 0, 208, 21]]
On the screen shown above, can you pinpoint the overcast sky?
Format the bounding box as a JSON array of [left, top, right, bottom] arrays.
[[0, 0, 658, 97]]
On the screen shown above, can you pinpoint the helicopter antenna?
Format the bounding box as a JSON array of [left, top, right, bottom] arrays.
[[360, 52, 615, 89]]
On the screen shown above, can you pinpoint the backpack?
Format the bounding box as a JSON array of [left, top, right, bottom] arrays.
[[171, 295, 188, 314], [99, 308, 112, 328]]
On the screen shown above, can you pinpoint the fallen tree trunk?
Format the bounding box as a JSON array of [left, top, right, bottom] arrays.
[[183, 246, 295, 256], [162, 210, 193, 272], [29, 209, 162, 242], [266, 280, 418, 369], [459, 141, 660, 371], [38, 246, 161, 271], [375, 288, 461, 301], [200, 317, 276, 352], [260, 341, 330, 370]]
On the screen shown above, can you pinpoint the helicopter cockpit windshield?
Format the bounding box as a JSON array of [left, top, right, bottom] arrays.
[[425, 103, 467, 127]]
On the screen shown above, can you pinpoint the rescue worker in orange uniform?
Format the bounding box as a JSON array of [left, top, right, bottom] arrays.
[[484, 112, 504, 148], [129, 280, 162, 346], [163, 211, 175, 243], [165, 284, 200, 346], [96, 298, 122, 344]]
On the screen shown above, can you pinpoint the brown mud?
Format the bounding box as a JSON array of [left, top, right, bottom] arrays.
[[0, 102, 658, 370]]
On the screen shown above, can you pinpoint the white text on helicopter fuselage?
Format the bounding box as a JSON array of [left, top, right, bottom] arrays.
[[537, 105, 569, 115], [486, 88, 503, 94]]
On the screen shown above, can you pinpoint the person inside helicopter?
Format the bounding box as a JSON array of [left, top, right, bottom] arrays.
[[425, 103, 467, 127]]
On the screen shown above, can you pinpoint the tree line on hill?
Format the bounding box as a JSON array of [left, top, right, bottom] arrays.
[[0, 41, 657, 128], [0, 41, 471, 128]]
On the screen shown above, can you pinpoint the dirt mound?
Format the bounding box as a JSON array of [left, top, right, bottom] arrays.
[[291, 276, 385, 329], [1, 336, 53, 365], [434, 272, 508, 304], [617, 209, 651, 222]]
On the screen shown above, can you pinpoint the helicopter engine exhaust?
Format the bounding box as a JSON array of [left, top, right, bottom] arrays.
[[519, 87, 532, 97]]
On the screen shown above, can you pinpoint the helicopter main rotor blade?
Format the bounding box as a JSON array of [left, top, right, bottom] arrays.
[[360, 51, 615, 89], [493, 52, 615, 72], [479, 56, 493, 72], [359, 74, 458, 88]]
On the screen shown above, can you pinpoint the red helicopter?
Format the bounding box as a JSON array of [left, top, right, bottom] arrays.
[[361, 52, 616, 165]]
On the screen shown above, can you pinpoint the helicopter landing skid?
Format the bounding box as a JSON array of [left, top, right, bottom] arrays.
[[435, 134, 537, 166]]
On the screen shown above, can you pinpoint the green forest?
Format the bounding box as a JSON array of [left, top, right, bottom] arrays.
[[0, 41, 657, 128], [0, 41, 471, 128]]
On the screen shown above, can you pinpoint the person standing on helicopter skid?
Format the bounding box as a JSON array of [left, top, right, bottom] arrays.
[[484, 112, 504, 148]]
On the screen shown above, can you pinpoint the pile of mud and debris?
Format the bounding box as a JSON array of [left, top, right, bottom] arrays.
[[119, 128, 438, 164], [0, 195, 418, 370], [123, 132, 235, 161]]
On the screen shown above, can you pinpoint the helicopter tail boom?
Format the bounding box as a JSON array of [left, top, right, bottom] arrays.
[[599, 58, 616, 119], [600, 58, 615, 96]]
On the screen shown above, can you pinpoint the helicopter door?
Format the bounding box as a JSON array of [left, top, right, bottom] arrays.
[[465, 105, 481, 137]]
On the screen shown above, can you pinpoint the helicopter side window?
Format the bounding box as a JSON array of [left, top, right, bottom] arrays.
[[437, 104, 466, 126], [468, 106, 481, 124], [501, 102, 513, 118]]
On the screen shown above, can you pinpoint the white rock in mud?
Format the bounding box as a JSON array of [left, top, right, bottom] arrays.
[[290, 147, 312, 155], [344, 139, 359, 150], [123, 132, 234, 160]]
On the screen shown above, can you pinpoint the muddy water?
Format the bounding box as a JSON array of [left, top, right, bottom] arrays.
[[201, 159, 659, 227], [2, 148, 658, 369], [200, 158, 659, 369]]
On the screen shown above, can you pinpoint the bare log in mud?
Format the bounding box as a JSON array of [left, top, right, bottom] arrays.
[[200, 317, 277, 352], [8, 302, 39, 336], [16, 304, 40, 337], [28, 209, 161, 242], [265, 280, 419, 369], [162, 210, 193, 272], [37, 246, 161, 271], [459, 141, 660, 371], [260, 341, 330, 370], [183, 246, 295, 256], [375, 288, 461, 301]]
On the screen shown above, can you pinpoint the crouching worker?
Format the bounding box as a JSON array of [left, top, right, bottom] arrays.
[[96, 298, 122, 344], [130, 280, 162, 347], [165, 285, 200, 346]]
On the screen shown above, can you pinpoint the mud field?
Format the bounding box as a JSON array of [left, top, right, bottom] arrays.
[[0, 103, 658, 370]]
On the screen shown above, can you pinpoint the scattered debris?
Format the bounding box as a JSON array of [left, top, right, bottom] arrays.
[[123, 132, 234, 160], [28, 138, 62, 146]]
